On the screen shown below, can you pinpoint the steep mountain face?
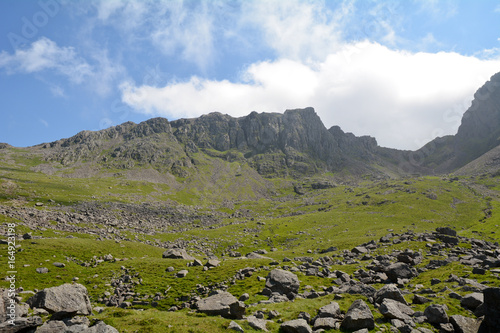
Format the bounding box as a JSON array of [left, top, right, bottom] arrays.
[[415, 72, 500, 173], [39, 107, 384, 179], [12, 71, 500, 180]]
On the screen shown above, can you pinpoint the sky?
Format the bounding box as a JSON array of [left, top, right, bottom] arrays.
[[1, 0, 500, 150]]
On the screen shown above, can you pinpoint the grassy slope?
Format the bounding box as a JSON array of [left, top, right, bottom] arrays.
[[0, 148, 499, 332]]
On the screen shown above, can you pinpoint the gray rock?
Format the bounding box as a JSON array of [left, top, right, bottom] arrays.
[[374, 284, 408, 305], [378, 298, 414, 321], [53, 262, 66, 268], [340, 299, 374, 331], [192, 259, 203, 266], [385, 263, 416, 282], [228, 320, 244, 332], [86, 320, 120, 333], [280, 319, 312, 333], [239, 293, 249, 302], [436, 227, 457, 236], [460, 292, 484, 310], [206, 259, 221, 268], [197, 291, 245, 319], [316, 301, 341, 318], [450, 315, 481, 333], [27, 283, 92, 315], [412, 294, 431, 304], [424, 304, 448, 325], [0, 316, 42, 333], [352, 246, 368, 254], [177, 270, 189, 278], [246, 252, 269, 259], [247, 315, 268, 331], [35, 320, 68, 333], [478, 287, 500, 333], [162, 248, 195, 260], [36, 267, 49, 274], [265, 269, 300, 295], [313, 317, 337, 330]]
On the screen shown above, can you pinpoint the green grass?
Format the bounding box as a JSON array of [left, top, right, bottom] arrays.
[[1, 155, 498, 332]]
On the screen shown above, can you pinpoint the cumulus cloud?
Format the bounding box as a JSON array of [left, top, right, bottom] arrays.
[[121, 42, 500, 150], [0, 37, 124, 96], [0, 37, 92, 83], [240, 0, 351, 61]]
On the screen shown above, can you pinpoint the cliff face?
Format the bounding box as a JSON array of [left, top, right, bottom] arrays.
[[40, 107, 382, 178], [453, 72, 500, 167]]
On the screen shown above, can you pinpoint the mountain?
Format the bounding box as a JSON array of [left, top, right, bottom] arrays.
[[36, 107, 392, 180], [413, 72, 500, 173], [3, 72, 500, 184]]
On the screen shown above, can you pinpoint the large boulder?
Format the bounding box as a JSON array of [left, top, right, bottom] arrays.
[[385, 263, 416, 282], [280, 319, 312, 333], [460, 292, 484, 310], [162, 248, 195, 260], [436, 227, 457, 236], [378, 299, 414, 321], [265, 269, 300, 295], [196, 291, 245, 319], [450, 315, 481, 333], [316, 301, 341, 318], [374, 284, 408, 305], [424, 304, 449, 325], [26, 283, 92, 316], [340, 299, 374, 331], [478, 287, 500, 333]]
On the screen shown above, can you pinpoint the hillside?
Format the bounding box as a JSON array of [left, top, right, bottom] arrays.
[[1, 74, 500, 333]]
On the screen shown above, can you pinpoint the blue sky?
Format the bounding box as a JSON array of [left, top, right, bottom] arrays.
[[1, 0, 500, 150]]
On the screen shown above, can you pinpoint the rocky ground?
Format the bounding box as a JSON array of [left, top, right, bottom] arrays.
[[1, 223, 499, 332]]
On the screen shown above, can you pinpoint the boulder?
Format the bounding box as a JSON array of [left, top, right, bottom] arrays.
[[196, 291, 245, 319], [316, 301, 341, 318], [36, 267, 49, 274], [374, 284, 408, 305], [162, 248, 195, 260], [265, 269, 300, 295], [378, 299, 414, 321], [340, 299, 374, 331], [450, 315, 481, 333], [0, 316, 42, 333], [460, 292, 484, 310], [205, 259, 221, 268], [27, 283, 92, 316], [436, 227, 457, 236], [385, 263, 416, 282], [313, 317, 337, 330], [280, 319, 312, 333], [177, 270, 189, 278], [478, 287, 500, 333], [397, 250, 423, 265], [247, 315, 268, 331], [352, 246, 368, 254], [424, 304, 448, 325], [412, 294, 431, 305]]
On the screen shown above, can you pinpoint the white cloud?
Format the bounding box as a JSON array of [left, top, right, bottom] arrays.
[[121, 42, 500, 150], [0, 37, 92, 84], [240, 0, 351, 61], [495, 5, 500, 13], [150, 1, 215, 71]]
